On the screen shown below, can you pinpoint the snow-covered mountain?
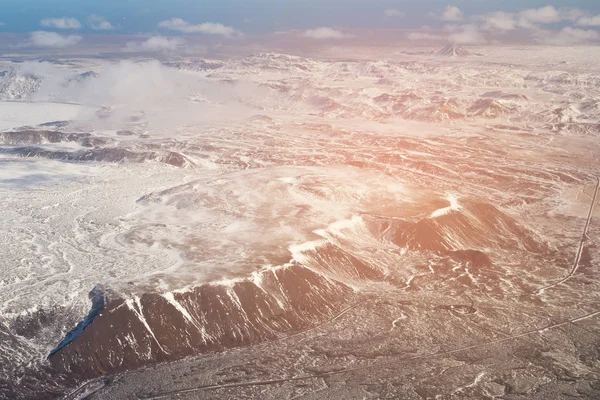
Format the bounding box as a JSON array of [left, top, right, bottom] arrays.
[[0, 69, 42, 100], [435, 44, 473, 57]]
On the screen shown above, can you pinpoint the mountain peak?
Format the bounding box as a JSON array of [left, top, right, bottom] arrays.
[[436, 44, 472, 57]]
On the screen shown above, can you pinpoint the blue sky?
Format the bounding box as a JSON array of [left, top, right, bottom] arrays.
[[1, 0, 600, 34]]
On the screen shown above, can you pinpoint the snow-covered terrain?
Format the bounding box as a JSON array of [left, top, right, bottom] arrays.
[[1, 45, 600, 399]]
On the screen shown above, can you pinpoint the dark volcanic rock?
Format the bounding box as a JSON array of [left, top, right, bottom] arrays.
[[446, 249, 492, 267], [2, 145, 194, 168], [294, 242, 385, 281], [0, 130, 111, 147], [49, 285, 105, 358], [38, 121, 70, 128], [48, 264, 356, 378], [392, 199, 545, 253]]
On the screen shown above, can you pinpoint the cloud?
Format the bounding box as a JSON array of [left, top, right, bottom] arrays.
[[561, 8, 587, 22], [518, 6, 560, 27], [24, 61, 270, 133], [537, 27, 599, 45], [301, 27, 348, 39], [0, 22, 5, 27], [441, 6, 464, 22], [457, 6, 600, 44], [407, 32, 443, 41], [29, 31, 82, 48], [478, 8, 558, 32], [88, 15, 115, 30], [40, 17, 81, 30], [158, 18, 241, 37], [577, 15, 600, 27], [482, 12, 517, 31], [385, 9, 405, 18], [447, 24, 487, 44], [125, 36, 184, 52], [417, 5, 600, 45]]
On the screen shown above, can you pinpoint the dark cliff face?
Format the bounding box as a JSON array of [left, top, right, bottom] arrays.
[[49, 285, 106, 359], [48, 263, 357, 378]]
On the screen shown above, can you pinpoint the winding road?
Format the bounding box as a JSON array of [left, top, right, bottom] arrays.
[[537, 175, 600, 294]]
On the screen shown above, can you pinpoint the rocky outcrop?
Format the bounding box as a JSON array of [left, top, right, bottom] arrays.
[[49, 263, 356, 378]]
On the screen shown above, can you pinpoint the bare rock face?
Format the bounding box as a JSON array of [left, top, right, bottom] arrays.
[[392, 199, 545, 253], [48, 264, 357, 378]]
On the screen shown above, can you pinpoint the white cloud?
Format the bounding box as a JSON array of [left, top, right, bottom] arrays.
[[301, 27, 348, 39], [25, 61, 267, 132], [478, 8, 561, 32], [561, 8, 587, 22], [40, 17, 81, 30], [577, 15, 600, 27], [482, 12, 517, 31], [385, 9, 405, 18], [29, 31, 82, 48], [88, 15, 115, 30], [518, 6, 561, 26], [420, 5, 600, 45], [125, 36, 184, 52], [441, 6, 464, 22], [447, 24, 487, 44], [158, 18, 241, 37], [459, 6, 600, 42], [407, 32, 443, 41], [537, 26, 599, 45]]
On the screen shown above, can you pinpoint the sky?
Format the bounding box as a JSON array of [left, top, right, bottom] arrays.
[[1, 1, 599, 48], [0, 0, 599, 33]]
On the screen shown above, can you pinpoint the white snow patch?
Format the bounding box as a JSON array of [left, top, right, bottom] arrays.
[[430, 194, 461, 218]]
